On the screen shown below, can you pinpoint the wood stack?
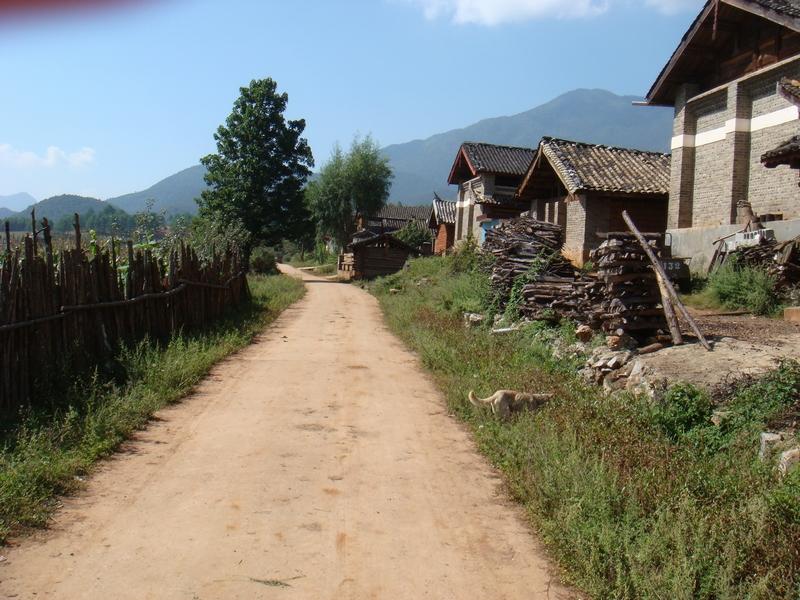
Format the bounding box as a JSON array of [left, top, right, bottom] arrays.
[[590, 233, 667, 335], [723, 235, 800, 288], [484, 217, 574, 300]]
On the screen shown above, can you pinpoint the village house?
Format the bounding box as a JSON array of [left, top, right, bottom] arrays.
[[428, 194, 456, 254], [516, 137, 671, 264], [643, 0, 800, 269], [355, 204, 432, 237], [337, 232, 420, 280], [448, 142, 536, 244]]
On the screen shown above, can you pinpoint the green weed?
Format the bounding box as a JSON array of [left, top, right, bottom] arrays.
[[372, 254, 800, 599]]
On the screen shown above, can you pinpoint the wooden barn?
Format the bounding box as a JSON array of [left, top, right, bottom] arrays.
[[337, 233, 420, 280], [428, 194, 456, 254]]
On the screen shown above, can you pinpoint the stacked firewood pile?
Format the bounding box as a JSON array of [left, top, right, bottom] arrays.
[[723, 235, 800, 288], [590, 233, 667, 334], [485, 217, 668, 337], [484, 217, 574, 299]]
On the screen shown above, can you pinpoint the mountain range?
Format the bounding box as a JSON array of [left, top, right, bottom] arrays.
[[383, 89, 673, 204], [0, 89, 674, 216]]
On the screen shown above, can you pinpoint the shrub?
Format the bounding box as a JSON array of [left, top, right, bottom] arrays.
[[651, 383, 713, 441], [394, 221, 433, 249], [707, 259, 779, 315], [249, 246, 278, 275]]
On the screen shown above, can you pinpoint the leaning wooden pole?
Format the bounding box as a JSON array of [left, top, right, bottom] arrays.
[[655, 271, 683, 345], [622, 210, 711, 351]]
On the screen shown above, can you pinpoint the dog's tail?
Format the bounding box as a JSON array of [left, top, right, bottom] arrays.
[[468, 390, 483, 407]]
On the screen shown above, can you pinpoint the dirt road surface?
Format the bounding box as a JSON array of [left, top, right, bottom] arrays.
[[0, 266, 571, 600]]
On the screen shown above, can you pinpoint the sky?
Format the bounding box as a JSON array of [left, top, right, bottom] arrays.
[[0, 0, 703, 200]]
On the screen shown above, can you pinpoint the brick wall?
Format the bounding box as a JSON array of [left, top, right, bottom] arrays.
[[434, 223, 454, 254], [669, 57, 800, 230], [563, 196, 589, 265]]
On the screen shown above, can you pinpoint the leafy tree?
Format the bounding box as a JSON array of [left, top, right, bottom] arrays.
[[198, 78, 314, 249], [395, 220, 433, 250], [307, 135, 393, 249]]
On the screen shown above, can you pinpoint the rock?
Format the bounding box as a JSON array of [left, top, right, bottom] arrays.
[[778, 447, 800, 477], [389, 288, 401, 294], [606, 351, 633, 370], [575, 325, 593, 342], [603, 374, 628, 394], [606, 333, 636, 351], [759, 432, 784, 460], [711, 410, 731, 427], [463, 313, 485, 328]]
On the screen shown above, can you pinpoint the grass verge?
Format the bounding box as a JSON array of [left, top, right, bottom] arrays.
[[372, 253, 799, 599], [0, 274, 304, 542]]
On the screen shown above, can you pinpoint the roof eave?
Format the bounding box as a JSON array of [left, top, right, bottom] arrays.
[[645, 0, 716, 106], [647, 1, 800, 106], [446, 146, 478, 185]]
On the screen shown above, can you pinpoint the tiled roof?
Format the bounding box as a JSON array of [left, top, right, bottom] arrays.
[[778, 77, 800, 106], [431, 195, 456, 225], [461, 142, 536, 177], [753, 0, 800, 20], [762, 134, 800, 166], [539, 137, 671, 195], [372, 204, 432, 222]]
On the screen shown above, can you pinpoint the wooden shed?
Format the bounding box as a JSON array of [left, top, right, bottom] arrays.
[[338, 233, 420, 280]]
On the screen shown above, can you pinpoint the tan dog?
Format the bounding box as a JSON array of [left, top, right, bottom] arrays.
[[468, 389, 552, 420]]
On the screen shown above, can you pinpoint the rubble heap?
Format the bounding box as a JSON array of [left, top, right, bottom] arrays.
[[591, 233, 667, 335]]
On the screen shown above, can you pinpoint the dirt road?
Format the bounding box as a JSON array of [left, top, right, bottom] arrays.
[[0, 267, 571, 600]]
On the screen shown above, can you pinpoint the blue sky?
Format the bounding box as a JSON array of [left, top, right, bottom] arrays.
[[0, 0, 702, 200]]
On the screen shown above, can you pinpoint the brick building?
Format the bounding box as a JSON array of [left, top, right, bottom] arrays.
[[644, 0, 800, 267], [516, 137, 671, 264], [762, 77, 800, 171], [448, 142, 535, 244], [428, 194, 456, 255]]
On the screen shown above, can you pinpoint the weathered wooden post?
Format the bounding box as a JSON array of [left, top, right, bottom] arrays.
[[622, 210, 710, 351], [73, 213, 82, 251]]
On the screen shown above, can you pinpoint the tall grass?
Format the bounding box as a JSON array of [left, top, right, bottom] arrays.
[[0, 274, 304, 541], [373, 254, 800, 599], [695, 259, 781, 315]]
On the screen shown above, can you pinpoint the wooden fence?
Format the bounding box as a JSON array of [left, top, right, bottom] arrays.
[[0, 213, 250, 419]]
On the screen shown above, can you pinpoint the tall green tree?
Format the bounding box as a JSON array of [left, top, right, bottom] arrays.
[[307, 135, 392, 249], [198, 78, 314, 248]]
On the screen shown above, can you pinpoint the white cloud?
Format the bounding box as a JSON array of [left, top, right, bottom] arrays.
[[404, 0, 700, 24], [644, 0, 703, 15], [0, 144, 95, 169], [407, 0, 609, 25]]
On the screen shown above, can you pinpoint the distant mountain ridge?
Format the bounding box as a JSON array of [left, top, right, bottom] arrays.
[[13, 194, 108, 223], [0, 89, 675, 216], [107, 165, 207, 216], [0, 192, 37, 213], [382, 88, 674, 205]]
